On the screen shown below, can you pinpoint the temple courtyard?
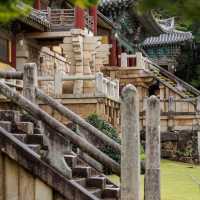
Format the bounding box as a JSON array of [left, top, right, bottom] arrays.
[[110, 160, 200, 200]]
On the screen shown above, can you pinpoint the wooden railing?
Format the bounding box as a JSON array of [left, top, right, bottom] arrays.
[[42, 8, 94, 31]]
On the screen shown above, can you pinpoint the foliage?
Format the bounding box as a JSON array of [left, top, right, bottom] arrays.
[[87, 113, 145, 174], [0, 0, 33, 22], [138, 0, 200, 22], [70, 0, 100, 8], [87, 113, 121, 168]]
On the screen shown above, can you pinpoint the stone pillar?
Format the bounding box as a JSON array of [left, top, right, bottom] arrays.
[[75, 7, 85, 29], [16, 38, 29, 72], [121, 84, 140, 200], [198, 132, 200, 163], [121, 53, 128, 67], [145, 96, 161, 200], [109, 36, 117, 66], [23, 63, 38, 103], [89, 6, 97, 34], [168, 96, 175, 130], [136, 52, 144, 69], [95, 72, 104, 96]]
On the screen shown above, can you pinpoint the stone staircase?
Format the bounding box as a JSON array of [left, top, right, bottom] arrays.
[[0, 109, 120, 200], [150, 66, 197, 98]]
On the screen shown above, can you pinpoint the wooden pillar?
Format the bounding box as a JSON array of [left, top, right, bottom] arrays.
[[75, 7, 85, 29], [34, 0, 41, 10], [129, 57, 134, 67], [89, 6, 97, 34], [11, 37, 16, 68], [121, 84, 140, 200], [145, 96, 161, 200], [109, 36, 117, 66], [117, 43, 122, 67], [23, 63, 38, 103]]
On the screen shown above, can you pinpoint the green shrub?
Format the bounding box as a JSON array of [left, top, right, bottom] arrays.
[[87, 113, 146, 174], [87, 114, 121, 167]]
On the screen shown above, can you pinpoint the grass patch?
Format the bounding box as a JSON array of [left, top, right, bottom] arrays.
[[108, 160, 200, 200]]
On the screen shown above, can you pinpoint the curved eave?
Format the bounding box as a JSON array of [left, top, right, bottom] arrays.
[[137, 12, 171, 36], [20, 16, 50, 31], [142, 31, 194, 47]]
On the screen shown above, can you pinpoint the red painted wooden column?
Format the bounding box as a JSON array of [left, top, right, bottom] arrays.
[[75, 7, 85, 29], [117, 42, 122, 67], [129, 57, 134, 67], [89, 6, 97, 34], [11, 37, 16, 68], [109, 36, 117, 66], [34, 0, 41, 10]]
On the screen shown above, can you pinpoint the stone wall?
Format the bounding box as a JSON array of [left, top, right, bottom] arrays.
[[0, 152, 66, 200], [161, 130, 198, 163]]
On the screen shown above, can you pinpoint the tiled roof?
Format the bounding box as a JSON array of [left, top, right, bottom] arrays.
[[142, 31, 193, 46], [99, 0, 133, 8]]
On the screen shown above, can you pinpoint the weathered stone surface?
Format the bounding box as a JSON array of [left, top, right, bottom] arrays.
[[121, 84, 140, 200], [145, 96, 160, 200]]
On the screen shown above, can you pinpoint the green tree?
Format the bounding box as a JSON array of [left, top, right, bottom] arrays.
[[0, 0, 33, 22], [0, 0, 100, 22], [70, 0, 99, 8], [138, 0, 200, 22]]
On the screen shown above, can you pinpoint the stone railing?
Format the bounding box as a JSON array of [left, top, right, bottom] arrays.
[[0, 64, 121, 176], [39, 72, 120, 100]]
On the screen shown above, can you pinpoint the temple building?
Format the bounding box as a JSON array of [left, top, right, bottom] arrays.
[[99, 0, 194, 71], [0, 1, 200, 200]]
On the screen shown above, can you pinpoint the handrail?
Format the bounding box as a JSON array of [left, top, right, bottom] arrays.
[[36, 88, 121, 153], [0, 71, 23, 79], [0, 80, 120, 175], [148, 59, 200, 96]]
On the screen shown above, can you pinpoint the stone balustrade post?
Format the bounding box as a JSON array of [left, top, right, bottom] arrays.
[[95, 72, 104, 96], [113, 79, 120, 100], [23, 63, 38, 103], [145, 95, 161, 200], [196, 96, 200, 112], [136, 52, 144, 69], [121, 53, 128, 67], [107, 77, 111, 98], [121, 84, 140, 200], [196, 96, 200, 163], [54, 67, 63, 97]]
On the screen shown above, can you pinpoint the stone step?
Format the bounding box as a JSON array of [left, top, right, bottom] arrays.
[[102, 187, 120, 199], [12, 134, 27, 142], [87, 188, 102, 198], [64, 154, 77, 168], [26, 134, 44, 145], [74, 178, 87, 187], [14, 122, 34, 135], [86, 176, 106, 190], [0, 110, 20, 122], [27, 144, 41, 154], [72, 166, 91, 178], [0, 121, 12, 132]]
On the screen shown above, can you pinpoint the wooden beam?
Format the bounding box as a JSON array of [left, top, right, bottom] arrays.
[[25, 32, 71, 39]]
